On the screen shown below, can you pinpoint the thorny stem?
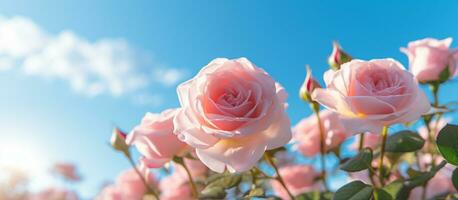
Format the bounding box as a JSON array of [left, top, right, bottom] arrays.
[[312, 103, 330, 192], [378, 126, 389, 186], [125, 152, 159, 200], [264, 153, 295, 200]]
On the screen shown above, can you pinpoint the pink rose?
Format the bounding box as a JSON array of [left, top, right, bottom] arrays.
[[350, 133, 380, 150], [409, 165, 456, 199], [401, 38, 458, 82], [271, 165, 320, 200], [127, 108, 189, 168], [312, 59, 430, 134], [96, 168, 157, 200], [299, 66, 321, 102], [174, 58, 292, 173], [293, 110, 349, 157], [159, 173, 193, 200], [30, 187, 79, 200], [51, 162, 81, 182]]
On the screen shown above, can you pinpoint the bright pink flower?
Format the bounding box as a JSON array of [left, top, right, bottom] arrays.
[[127, 108, 189, 168], [96, 168, 157, 200], [271, 165, 320, 200], [174, 58, 292, 173], [30, 187, 78, 200], [312, 59, 430, 134], [159, 173, 193, 200], [51, 162, 81, 182], [401, 38, 457, 82], [409, 165, 456, 199], [299, 66, 321, 102], [293, 110, 349, 157]]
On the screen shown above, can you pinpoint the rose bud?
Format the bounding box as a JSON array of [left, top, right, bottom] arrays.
[[328, 41, 352, 70], [299, 66, 321, 102], [401, 37, 458, 83], [111, 127, 129, 155]]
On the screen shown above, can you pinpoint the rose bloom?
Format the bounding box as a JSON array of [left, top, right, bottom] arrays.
[[401, 37, 458, 82], [271, 165, 320, 200], [174, 58, 292, 173], [409, 165, 456, 200], [159, 173, 193, 200], [312, 59, 430, 134], [52, 162, 81, 182], [30, 187, 78, 200], [292, 110, 349, 157], [127, 108, 189, 168], [96, 168, 157, 200]]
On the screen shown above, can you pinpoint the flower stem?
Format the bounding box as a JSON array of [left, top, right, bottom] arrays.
[[175, 157, 198, 198], [378, 126, 389, 186], [264, 153, 295, 200], [125, 152, 159, 199], [358, 132, 365, 151], [312, 103, 329, 191]]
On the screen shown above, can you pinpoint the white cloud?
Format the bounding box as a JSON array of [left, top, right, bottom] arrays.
[[0, 15, 186, 99]]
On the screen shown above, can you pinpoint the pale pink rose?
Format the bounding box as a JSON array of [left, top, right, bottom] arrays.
[[159, 173, 193, 200], [271, 165, 320, 200], [401, 38, 458, 82], [312, 59, 431, 134], [174, 58, 292, 173], [350, 133, 380, 150], [51, 162, 81, 182], [30, 187, 78, 200], [293, 110, 349, 157], [96, 168, 157, 200], [409, 165, 456, 200], [127, 108, 189, 168]]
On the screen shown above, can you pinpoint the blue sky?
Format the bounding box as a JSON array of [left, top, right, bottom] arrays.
[[1, 0, 458, 198]]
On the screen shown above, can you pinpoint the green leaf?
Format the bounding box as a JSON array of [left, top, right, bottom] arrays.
[[334, 181, 373, 200], [453, 168, 458, 191], [379, 180, 405, 200], [205, 173, 242, 189], [437, 124, 458, 166], [244, 187, 265, 198], [340, 148, 373, 172], [199, 186, 227, 199], [385, 130, 425, 152], [295, 191, 333, 200], [374, 188, 393, 200]]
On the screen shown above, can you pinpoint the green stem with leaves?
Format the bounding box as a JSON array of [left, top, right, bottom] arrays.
[[173, 156, 198, 198], [311, 102, 329, 191], [264, 153, 295, 200], [124, 152, 159, 199], [378, 126, 389, 186], [358, 132, 365, 151]]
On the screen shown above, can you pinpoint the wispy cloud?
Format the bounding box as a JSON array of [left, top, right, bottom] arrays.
[[0, 15, 186, 102]]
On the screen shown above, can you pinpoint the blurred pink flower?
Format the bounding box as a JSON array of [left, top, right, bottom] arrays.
[[30, 187, 78, 200], [174, 58, 292, 173], [293, 110, 349, 157], [409, 165, 456, 199], [159, 173, 193, 200], [312, 59, 430, 134], [418, 118, 449, 150], [401, 37, 457, 82], [350, 132, 380, 150], [127, 108, 189, 168], [173, 157, 209, 179], [271, 165, 320, 200], [52, 162, 81, 182], [96, 168, 157, 200]]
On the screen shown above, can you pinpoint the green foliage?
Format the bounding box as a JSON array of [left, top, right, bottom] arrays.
[[200, 173, 242, 199], [340, 148, 373, 172], [452, 168, 458, 191], [199, 186, 226, 199], [385, 130, 424, 152], [295, 191, 333, 200], [437, 124, 458, 166], [334, 181, 373, 200]]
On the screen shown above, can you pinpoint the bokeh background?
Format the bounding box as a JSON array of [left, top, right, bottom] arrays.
[[1, 0, 458, 198]]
